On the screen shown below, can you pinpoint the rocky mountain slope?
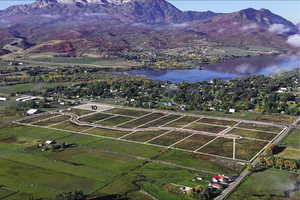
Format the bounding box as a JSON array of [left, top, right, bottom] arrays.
[[0, 0, 298, 61]]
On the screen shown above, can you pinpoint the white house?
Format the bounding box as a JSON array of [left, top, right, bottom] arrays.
[[26, 109, 39, 115], [0, 97, 7, 101], [229, 108, 235, 113]]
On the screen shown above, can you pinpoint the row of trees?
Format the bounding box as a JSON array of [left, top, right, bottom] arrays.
[[45, 72, 300, 115]]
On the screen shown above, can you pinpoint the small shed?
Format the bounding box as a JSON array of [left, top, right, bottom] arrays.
[[26, 109, 39, 115]]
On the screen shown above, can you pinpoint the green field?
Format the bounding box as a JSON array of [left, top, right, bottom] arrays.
[[174, 134, 216, 151], [277, 146, 300, 160], [123, 130, 167, 142], [0, 124, 243, 199], [84, 127, 130, 138], [104, 108, 150, 117], [228, 128, 277, 141], [186, 122, 227, 133], [229, 169, 300, 200], [149, 131, 192, 146]]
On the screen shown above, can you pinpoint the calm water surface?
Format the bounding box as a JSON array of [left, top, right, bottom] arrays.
[[126, 54, 300, 83]]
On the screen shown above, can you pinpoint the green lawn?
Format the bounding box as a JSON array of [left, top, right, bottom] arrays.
[[229, 169, 300, 200], [0, 124, 242, 199]]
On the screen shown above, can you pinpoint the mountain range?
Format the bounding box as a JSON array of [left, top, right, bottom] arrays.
[[0, 0, 298, 61]]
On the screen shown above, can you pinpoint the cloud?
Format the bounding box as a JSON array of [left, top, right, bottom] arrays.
[[268, 24, 290, 34], [287, 34, 300, 48], [241, 23, 258, 31]]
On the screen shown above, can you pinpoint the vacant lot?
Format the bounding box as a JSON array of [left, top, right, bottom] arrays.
[[19, 113, 59, 124], [52, 121, 90, 132], [140, 114, 181, 128], [164, 116, 199, 128], [64, 108, 94, 116], [79, 112, 114, 123], [235, 139, 268, 161], [33, 115, 70, 126], [84, 127, 130, 138], [123, 130, 167, 142], [186, 122, 227, 133], [96, 115, 133, 126], [198, 118, 237, 126], [174, 134, 216, 151], [199, 137, 233, 158], [120, 113, 166, 128], [149, 131, 192, 146], [229, 169, 300, 200], [228, 128, 277, 141], [104, 108, 150, 117], [237, 122, 282, 133]]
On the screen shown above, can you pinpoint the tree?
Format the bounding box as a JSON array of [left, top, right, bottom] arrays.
[[265, 157, 275, 167], [55, 191, 86, 200], [275, 158, 284, 169]]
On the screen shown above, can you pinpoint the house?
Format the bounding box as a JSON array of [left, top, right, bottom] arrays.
[[208, 183, 222, 190], [229, 108, 235, 113], [26, 109, 39, 115], [0, 97, 7, 101], [212, 176, 225, 183], [277, 87, 288, 93]]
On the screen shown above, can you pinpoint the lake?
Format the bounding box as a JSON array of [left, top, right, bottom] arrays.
[[125, 54, 300, 83]]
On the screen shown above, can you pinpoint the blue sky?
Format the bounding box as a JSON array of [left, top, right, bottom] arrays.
[[0, 0, 299, 23]]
